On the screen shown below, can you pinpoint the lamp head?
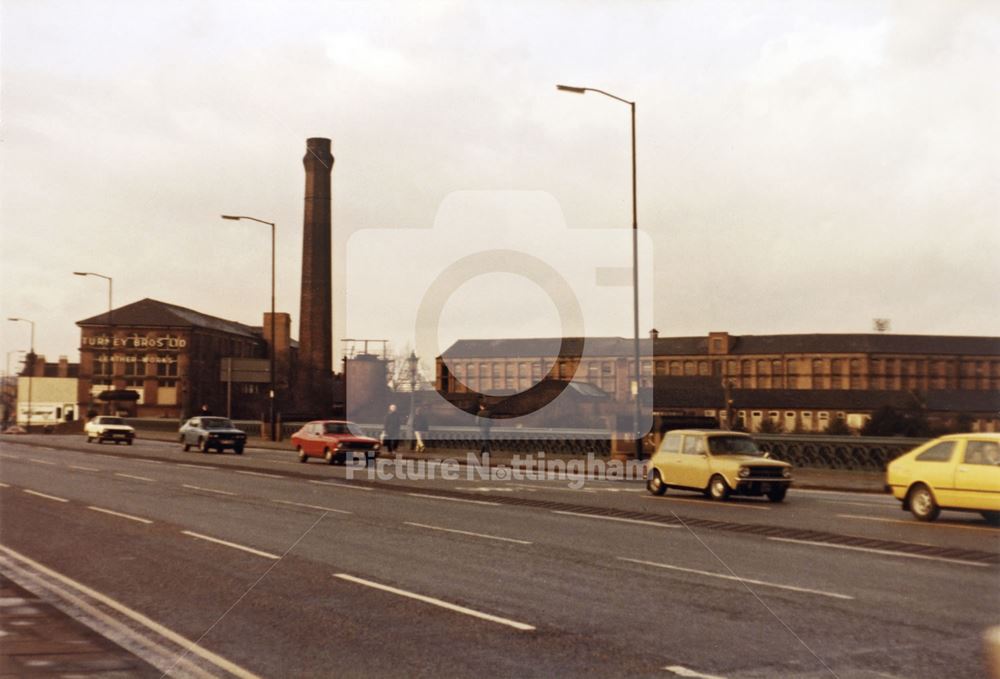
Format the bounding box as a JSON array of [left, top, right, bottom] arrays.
[[221, 215, 241, 221], [556, 84, 587, 94]]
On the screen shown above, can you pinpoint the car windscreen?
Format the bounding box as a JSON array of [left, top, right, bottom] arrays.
[[708, 436, 764, 456], [103, 417, 125, 425], [323, 423, 351, 435], [202, 418, 235, 429]]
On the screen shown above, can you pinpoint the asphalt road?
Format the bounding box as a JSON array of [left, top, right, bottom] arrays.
[[1, 434, 998, 678]]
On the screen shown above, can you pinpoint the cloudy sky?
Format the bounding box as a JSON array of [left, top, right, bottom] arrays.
[[2, 1, 998, 375]]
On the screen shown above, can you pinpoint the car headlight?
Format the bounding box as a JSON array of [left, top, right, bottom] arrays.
[[782, 467, 792, 478], [738, 466, 750, 478], [373, 443, 381, 451]]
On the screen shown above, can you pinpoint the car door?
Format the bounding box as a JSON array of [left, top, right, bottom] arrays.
[[303, 423, 321, 455], [952, 439, 1000, 511], [184, 418, 198, 445], [911, 440, 959, 506], [679, 434, 711, 489]]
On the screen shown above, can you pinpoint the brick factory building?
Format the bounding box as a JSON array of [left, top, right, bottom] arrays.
[[76, 298, 297, 420], [437, 331, 1000, 433]]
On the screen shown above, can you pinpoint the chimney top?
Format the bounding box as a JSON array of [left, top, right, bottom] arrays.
[[649, 328, 659, 340]]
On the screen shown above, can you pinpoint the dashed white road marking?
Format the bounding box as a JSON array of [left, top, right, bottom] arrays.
[[182, 484, 236, 496], [236, 470, 283, 479], [404, 521, 532, 545], [768, 537, 990, 568], [619, 557, 853, 600], [272, 499, 352, 515], [407, 492, 500, 506], [87, 506, 153, 525], [23, 489, 69, 503], [0, 482, 10, 488], [176, 463, 217, 470], [837, 513, 1000, 533], [181, 531, 280, 559], [553, 510, 680, 529], [28, 458, 56, 466], [333, 573, 535, 631], [115, 473, 155, 482], [68, 465, 100, 472], [308, 479, 373, 491]]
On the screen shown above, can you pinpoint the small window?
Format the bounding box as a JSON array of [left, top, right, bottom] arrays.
[[915, 441, 956, 463], [683, 436, 706, 455], [660, 434, 682, 454], [963, 441, 1000, 466]]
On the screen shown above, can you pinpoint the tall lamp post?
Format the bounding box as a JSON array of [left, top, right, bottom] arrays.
[[7, 317, 35, 432], [557, 83, 644, 460], [73, 272, 113, 414], [222, 214, 277, 441], [407, 350, 419, 447]]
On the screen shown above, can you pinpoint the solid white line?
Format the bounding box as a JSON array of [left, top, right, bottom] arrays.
[[407, 492, 500, 506], [177, 463, 217, 470], [182, 484, 236, 496], [0, 544, 262, 679], [272, 499, 352, 515], [308, 479, 373, 491], [236, 470, 284, 479], [181, 531, 280, 559], [115, 473, 155, 482], [837, 514, 1000, 533], [404, 521, 533, 545], [68, 465, 100, 472], [553, 510, 680, 529], [618, 557, 853, 600], [87, 506, 153, 525], [333, 573, 535, 631], [23, 489, 69, 503], [664, 665, 727, 679], [767, 537, 990, 568], [28, 458, 56, 465]]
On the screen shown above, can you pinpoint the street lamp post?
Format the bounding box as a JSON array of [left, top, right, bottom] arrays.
[[73, 272, 113, 414], [557, 83, 644, 460], [222, 215, 277, 441], [407, 350, 419, 448], [7, 317, 35, 432]]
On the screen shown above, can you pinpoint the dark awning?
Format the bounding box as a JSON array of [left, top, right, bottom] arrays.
[[96, 389, 140, 402]]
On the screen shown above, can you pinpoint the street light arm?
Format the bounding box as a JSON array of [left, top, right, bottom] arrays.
[[222, 214, 275, 227], [556, 84, 633, 105]]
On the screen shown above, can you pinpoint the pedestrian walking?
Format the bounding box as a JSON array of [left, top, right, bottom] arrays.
[[412, 408, 428, 453], [383, 403, 402, 454], [476, 402, 492, 455]]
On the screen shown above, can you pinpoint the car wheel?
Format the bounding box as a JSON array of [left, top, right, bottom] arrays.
[[199, 438, 211, 454], [980, 511, 1000, 526], [181, 436, 190, 452], [767, 486, 787, 503], [86, 435, 93, 443], [234, 445, 244, 455], [708, 475, 730, 501], [126, 440, 133, 446], [298, 446, 308, 463], [907, 484, 940, 522], [324, 448, 335, 465], [646, 470, 667, 496]]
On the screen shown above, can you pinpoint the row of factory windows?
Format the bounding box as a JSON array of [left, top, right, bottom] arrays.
[[445, 357, 1000, 392]]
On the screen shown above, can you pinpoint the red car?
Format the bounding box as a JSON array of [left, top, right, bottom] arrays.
[[291, 420, 381, 464]]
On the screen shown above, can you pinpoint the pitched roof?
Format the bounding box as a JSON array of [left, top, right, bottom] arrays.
[[77, 298, 261, 340], [441, 333, 1000, 359]]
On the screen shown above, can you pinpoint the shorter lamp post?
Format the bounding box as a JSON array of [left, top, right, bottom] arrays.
[[4, 349, 25, 427], [7, 317, 35, 431], [407, 351, 419, 447], [221, 214, 277, 440]]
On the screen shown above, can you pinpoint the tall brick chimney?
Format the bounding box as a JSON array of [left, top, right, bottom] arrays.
[[298, 137, 334, 413]]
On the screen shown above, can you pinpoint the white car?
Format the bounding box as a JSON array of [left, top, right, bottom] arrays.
[[84, 416, 136, 445]]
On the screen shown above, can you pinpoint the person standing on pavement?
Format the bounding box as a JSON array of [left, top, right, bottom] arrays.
[[383, 403, 402, 454], [476, 402, 492, 455]]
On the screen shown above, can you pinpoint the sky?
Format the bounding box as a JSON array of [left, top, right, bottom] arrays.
[[2, 0, 998, 378]]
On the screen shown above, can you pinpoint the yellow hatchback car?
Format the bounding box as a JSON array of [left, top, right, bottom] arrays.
[[886, 433, 1000, 524], [646, 430, 793, 502]]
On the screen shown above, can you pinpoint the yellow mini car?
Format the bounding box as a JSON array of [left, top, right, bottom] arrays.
[[886, 433, 1000, 523], [646, 429, 792, 502]]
